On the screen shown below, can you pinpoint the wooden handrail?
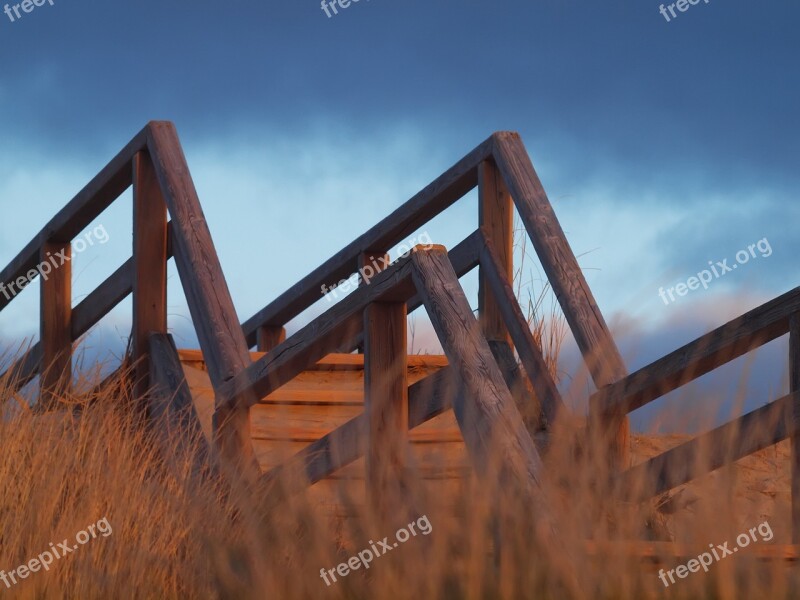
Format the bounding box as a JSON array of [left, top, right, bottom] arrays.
[[622, 391, 794, 500], [240, 133, 496, 348], [0, 127, 148, 313], [594, 286, 800, 418]]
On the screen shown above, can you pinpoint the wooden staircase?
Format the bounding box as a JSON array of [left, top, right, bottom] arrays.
[[4, 120, 800, 559], [179, 350, 471, 517]]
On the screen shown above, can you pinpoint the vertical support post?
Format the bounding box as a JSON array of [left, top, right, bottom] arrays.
[[357, 251, 389, 354], [256, 325, 286, 353], [364, 301, 409, 517], [363, 248, 407, 517], [791, 314, 800, 543], [133, 151, 169, 401], [478, 160, 513, 345], [40, 241, 72, 408]]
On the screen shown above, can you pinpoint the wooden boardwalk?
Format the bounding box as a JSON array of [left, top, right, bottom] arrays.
[[1, 121, 799, 558]]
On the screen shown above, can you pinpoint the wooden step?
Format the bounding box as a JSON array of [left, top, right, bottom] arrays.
[[178, 351, 468, 479]]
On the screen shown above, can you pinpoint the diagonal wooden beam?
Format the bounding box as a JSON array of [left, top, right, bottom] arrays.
[[622, 393, 794, 501], [146, 121, 259, 478], [478, 230, 566, 428], [410, 246, 544, 487], [492, 131, 630, 467]]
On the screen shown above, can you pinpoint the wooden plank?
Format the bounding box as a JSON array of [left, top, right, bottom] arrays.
[[492, 132, 630, 466], [260, 365, 460, 489], [39, 241, 72, 407], [217, 250, 420, 413], [478, 160, 513, 344], [409, 247, 544, 491], [257, 326, 286, 353], [146, 121, 258, 475], [0, 126, 147, 314], [479, 232, 565, 428], [595, 287, 800, 419], [132, 151, 168, 399], [178, 349, 448, 373], [791, 314, 800, 543], [240, 135, 495, 347], [622, 392, 793, 501], [148, 333, 213, 480]]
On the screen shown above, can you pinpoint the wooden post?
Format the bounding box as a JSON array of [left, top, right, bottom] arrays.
[[364, 300, 408, 517], [791, 314, 800, 543], [478, 160, 513, 345], [357, 251, 389, 354], [362, 248, 408, 516], [40, 241, 72, 408], [256, 325, 286, 352], [133, 151, 168, 401]]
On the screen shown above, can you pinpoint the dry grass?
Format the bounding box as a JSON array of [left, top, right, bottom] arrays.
[[0, 360, 797, 599]]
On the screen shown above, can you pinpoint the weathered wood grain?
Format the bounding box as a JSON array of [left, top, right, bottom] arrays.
[[148, 333, 213, 480], [364, 298, 408, 511], [492, 131, 630, 466], [410, 247, 544, 489], [146, 121, 258, 476], [133, 151, 168, 399], [478, 160, 513, 344], [39, 241, 72, 407]]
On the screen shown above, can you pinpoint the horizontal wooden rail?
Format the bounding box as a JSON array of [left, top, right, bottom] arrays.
[[240, 135, 497, 347], [622, 392, 794, 500], [0, 127, 148, 314], [595, 287, 800, 418], [0, 226, 175, 393]]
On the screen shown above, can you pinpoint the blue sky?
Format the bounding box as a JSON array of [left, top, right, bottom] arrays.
[[1, 0, 798, 430]]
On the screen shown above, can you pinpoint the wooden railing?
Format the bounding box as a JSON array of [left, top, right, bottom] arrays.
[[597, 288, 800, 540], [0, 122, 260, 476], [2, 121, 797, 544]]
